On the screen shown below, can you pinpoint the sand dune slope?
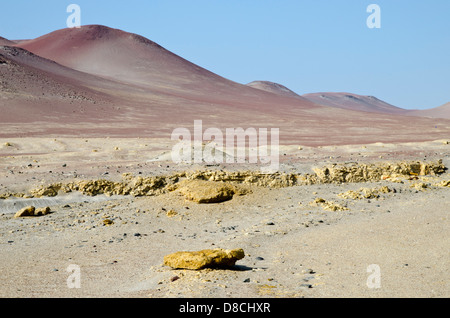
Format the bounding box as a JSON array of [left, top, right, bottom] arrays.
[[406, 102, 450, 119], [0, 25, 448, 145], [302, 92, 406, 115]]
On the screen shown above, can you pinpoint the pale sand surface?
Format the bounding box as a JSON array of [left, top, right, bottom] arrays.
[[0, 137, 448, 298]]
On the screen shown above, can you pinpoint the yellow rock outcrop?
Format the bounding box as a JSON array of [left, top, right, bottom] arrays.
[[163, 248, 245, 270]]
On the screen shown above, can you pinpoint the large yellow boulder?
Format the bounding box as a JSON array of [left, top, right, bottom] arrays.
[[175, 180, 238, 203]]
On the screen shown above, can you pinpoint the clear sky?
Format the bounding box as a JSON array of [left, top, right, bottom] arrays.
[[1, 0, 449, 110]]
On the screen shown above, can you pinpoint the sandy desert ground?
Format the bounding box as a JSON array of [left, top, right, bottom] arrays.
[[0, 137, 448, 298]]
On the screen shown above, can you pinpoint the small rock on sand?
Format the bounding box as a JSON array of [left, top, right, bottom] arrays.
[[166, 209, 178, 217], [14, 206, 35, 218], [35, 207, 51, 216], [14, 206, 51, 218], [163, 248, 245, 270]]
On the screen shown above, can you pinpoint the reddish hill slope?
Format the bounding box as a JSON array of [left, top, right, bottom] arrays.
[[246, 81, 306, 100], [302, 92, 406, 115], [1, 25, 449, 145], [17, 25, 317, 111], [406, 102, 450, 119], [0, 36, 15, 46], [18, 25, 215, 87], [0, 45, 111, 122]]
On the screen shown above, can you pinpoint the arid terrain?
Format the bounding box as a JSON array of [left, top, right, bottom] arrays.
[[0, 25, 449, 298]]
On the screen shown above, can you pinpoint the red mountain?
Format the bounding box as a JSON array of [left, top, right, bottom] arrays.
[[302, 92, 406, 115], [406, 102, 450, 119], [0, 25, 448, 145]]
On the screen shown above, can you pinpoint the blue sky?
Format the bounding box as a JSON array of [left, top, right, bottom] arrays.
[[1, 0, 449, 110]]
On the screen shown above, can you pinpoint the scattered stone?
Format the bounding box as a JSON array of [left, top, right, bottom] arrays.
[[103, 219, 114, 226], [0, 192, 26, 199], [163, 248, 245, 270], [310, 198, 326, 205], [309, 198, 348, 211], [30, 184, 62, 197], [14, 206, 51, 218], [170, 276, 180, 282], [323, 202, 348, 211], [339, 186, 393, 200], [411, 182, 428, 191], [166, 209, 178, 217], [35, 207, 51, 216], [299, 284, 313, 289], [437, 180, 450, 187]]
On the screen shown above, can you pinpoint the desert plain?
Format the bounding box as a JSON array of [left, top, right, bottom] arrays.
[[0, 25, 449, 298], [0, 137, 449, 298]]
